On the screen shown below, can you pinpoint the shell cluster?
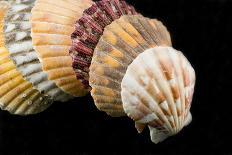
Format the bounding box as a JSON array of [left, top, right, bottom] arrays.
[[0, 0, 195, 143]]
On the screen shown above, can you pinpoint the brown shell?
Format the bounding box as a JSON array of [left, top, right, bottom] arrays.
[[89, 15, 172, 117], [69, 0, 137, 88], [31, 0, 93, 97]]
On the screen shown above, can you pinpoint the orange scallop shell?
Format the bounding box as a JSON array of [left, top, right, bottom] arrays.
[[31, 0, 93, 97]]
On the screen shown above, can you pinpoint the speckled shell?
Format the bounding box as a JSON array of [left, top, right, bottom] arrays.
[[70, 0, 137, 87], [89, 15, 172, 116], [0, 2, 52, 115], [121, 47, 195, 143], [3, 0, 72, 102], [31, 0, 93, 97]]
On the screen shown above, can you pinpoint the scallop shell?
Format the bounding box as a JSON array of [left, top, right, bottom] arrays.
[[121, 47, 195, 143], [3, 0, 73, 102], [31, 0, 93, 96], [70, 0, 137, 87], [89, 15, 172, 116], [0, 2, 52, 115]]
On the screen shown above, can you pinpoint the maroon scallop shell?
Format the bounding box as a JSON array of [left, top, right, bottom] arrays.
[[69, 0, 137, 88]]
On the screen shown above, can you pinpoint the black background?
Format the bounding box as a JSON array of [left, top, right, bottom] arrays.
[[0, 0, 231, 154]]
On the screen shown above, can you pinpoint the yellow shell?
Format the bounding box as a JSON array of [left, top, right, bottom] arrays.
[[89, 15, 172, 117], [121, 47, 195, 143], [31, 0, 93, 97], [0, 1, 52, 115], [4, 0, 73, 102]]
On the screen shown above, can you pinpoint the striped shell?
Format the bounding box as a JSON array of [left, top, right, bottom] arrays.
[[4, 0, 72, 102], [69, 0, 137, 87], [121, 47, 195, 143], [0, 2, 52, 115], [31, 0, 93, 97], [89, 15, 172, 116]]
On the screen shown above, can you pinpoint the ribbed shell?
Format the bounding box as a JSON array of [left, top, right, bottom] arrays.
[[31, 0, 93, 97], [0, 2, 52, 115], [89, 15, 172, 116], [121, 47, 195, 143], [4, 0, 72, 102], [70, 0, 137, 87]]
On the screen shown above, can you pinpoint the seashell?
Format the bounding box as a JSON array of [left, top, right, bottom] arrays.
[[3, 0, 73, 102], [31, 0, 93, 97], [69, 0, 137, 88], [89, 15, 172, 116], [121, 47, 195, 143], [0, 2, 52, 115]]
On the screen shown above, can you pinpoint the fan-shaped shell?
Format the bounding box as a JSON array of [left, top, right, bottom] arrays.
[[121, 47, 195, 143], [3, 0, 72, 102], [0, 2, 52, 115], [31, 0, 93, 96], [89, 15, 172, 116], [69, 0, 137, 87]]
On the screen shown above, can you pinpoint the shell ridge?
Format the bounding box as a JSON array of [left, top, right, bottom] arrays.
[[122, 60, 174, 132], [31, 9, 76, 20], [3, 82, 32, 110], [148, 126, 170, 144], [147, 19, 166, 45], [4, 85, 35, 114], [35, 0, 92, 11], [116, 16, 150, 49], [102, 30, 138, 58], [131, 61, 176, 131], [0, 75, 24, 97], [99, 37, 135, 61], [155, 48, 181, 130], [109, 20, 147, 51], [90, 60, 125, 77], [137, 50, 178, 132], [95, 49, 129, 68], [148, 19, 167, 45], [126, 16, 156, 47], [90, 72, 122, 85], [122, 80, 173, 132], [178, 51, 195, 122], [167, 48, 186, 130], [33, 2, 83, 16], [136, 17, 160, 46], [105, 23, 145, 55], [31, 11, 75, 26]]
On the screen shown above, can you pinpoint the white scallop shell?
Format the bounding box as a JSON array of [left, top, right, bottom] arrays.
[[121, 46, 195, 143], [3, 0, 73, 102]]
